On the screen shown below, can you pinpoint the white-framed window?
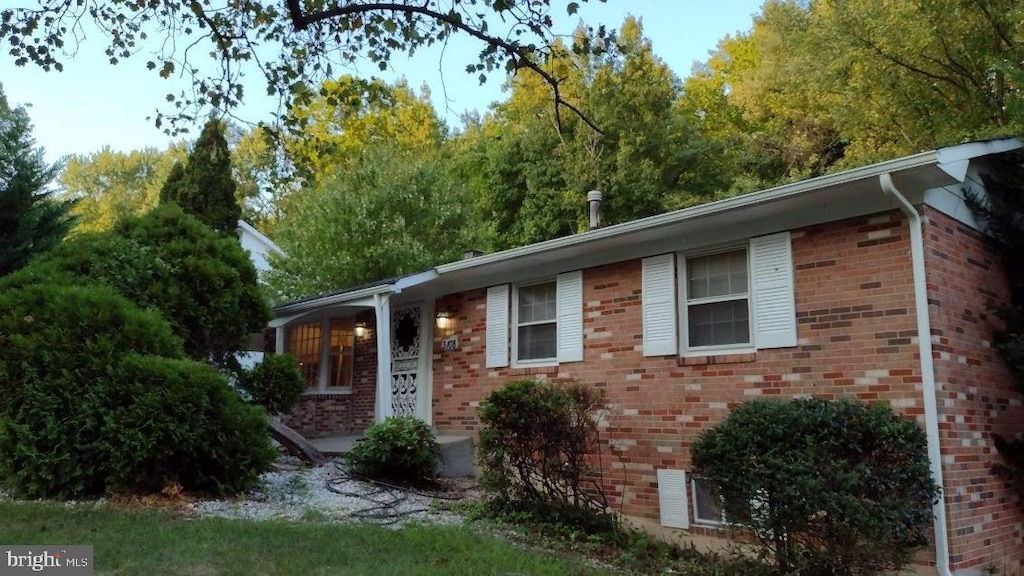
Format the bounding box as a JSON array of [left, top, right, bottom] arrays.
[[683, 248, 752, 352], [485, 271, 584, 369], [287, 318, 355, 392], [513, 280, 558, 365], [641, 232, 797, 358], [691, 477, 727, 525]]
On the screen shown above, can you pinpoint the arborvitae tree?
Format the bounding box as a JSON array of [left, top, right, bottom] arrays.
[[158, 160, 186, 205], [0, 85, 75, 275], [966, 150, 1024, 496], [160, 119, 240, 234]]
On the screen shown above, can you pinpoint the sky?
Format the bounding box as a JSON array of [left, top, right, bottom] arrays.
[[0, 1, 764, 162]]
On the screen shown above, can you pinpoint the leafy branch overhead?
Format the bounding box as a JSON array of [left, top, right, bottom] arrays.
[[1, 0, 611, 134]]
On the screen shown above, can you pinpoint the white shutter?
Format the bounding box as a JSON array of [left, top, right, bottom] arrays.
[[556, 270, 584, 363], [657, 469, 690, 529], [642, 254, 678, 356], [750, 232, 797, 349], [485, 284, 510, 368]]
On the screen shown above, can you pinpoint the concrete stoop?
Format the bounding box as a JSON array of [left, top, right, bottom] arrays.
[[309, 434, 475, 478]]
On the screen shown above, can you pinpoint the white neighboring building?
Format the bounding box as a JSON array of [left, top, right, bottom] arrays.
[[237, 219, 284, 275], [236, 220, 284, 369]]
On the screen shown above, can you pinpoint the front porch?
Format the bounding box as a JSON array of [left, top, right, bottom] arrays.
[[309, 434, 476, 478]]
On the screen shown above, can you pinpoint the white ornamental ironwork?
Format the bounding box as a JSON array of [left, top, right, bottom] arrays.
[[390, 305, 421, 418]]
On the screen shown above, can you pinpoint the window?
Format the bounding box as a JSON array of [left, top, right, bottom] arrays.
[[692, 477, 727, 525], [287, 318, 355, 391], [288, 322, 322, 388], [515, 281, 558, 363], [684, 249, 751, 350]]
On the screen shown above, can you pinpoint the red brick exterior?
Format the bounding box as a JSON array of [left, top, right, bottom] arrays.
[[924, 207, 1024, 571], [281, 312, 377, 438], [280, 205, 1024, 570], [429, 208, 1024, 570]]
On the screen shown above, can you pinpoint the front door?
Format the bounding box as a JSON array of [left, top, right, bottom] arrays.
[[390, 304, 424, 418]]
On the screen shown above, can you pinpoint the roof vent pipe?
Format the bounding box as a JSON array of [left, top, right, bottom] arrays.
[[587, 190, 603, 230]]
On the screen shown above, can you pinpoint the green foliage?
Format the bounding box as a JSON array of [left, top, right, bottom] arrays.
[[1, 1, 611, 136], [160, 119, 241, 234], [690, 397, 940, 575], [344, 417, 441, 483], [477, 379, 608, 513], [13, 203, 269, 365], [0, 282, 273, 499], [236, 353, 305, 415], [0, 84, 76, 275], [105, 354, 276, 494], [266, 142, 483, 299], [59, 145, 187, 233], [461, 18, 728, 249]]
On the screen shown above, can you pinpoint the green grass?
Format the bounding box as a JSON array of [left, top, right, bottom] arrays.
[[0, 501, 607, 576]]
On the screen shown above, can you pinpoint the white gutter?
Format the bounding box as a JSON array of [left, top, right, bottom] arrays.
[[879, 173, 951, 576], [275, 283, 396, 315], [438, 150, 942, 274]]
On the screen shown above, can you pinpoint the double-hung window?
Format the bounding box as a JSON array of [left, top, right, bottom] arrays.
[[515, 281, 559, 364], [484, 272, 584, 369], [641, 232, 797, 357], [684, 249, 751, 350]]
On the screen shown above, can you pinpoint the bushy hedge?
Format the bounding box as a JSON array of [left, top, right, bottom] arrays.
[[477, 379, 608, 514], [0, 282, 274, 499], [7, 204, 269, 366], [344, 417, 441, 483], [690, 397, 940, 575], [236, 353, 306, 415]]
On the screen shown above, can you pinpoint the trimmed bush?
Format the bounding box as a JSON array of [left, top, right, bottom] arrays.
[[236, 353, 305, 415], [690, 397, 940, 575], [477, 379, 608, 514], [344, 417, 441, 483], [7, 203, 269, 366], [0, 282, 273, 499]]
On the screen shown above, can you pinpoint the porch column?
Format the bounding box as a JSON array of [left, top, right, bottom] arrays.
[[275, 326, 285, 354], [374, 293, 393, 422]]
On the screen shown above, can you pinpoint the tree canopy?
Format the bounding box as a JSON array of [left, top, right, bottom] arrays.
[[1, 0, 612, 134]]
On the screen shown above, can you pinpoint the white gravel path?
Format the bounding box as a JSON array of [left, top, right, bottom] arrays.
[[188, 458, 468, 527]]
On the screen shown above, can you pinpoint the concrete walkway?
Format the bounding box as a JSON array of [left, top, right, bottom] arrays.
[[311, 434, 476, 478]]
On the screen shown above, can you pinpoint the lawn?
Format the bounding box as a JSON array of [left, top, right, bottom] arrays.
[[0, 501, 607, 576]]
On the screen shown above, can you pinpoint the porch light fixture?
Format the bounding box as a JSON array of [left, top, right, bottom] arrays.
[[435, 311, 454, 331], [354, 321, 369, 339]]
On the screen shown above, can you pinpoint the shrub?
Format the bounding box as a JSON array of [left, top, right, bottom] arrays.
[[236, 353, 306, 415], [690, 397, 941, 575], [8, 203, 269, 366], [105, 354, 276, 494], [0, 282, 273, 499], [344, 417, 441, 483], [477, 379, 608, 514]]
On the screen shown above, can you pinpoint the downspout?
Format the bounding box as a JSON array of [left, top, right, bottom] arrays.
[[879, 173, 951, 576]]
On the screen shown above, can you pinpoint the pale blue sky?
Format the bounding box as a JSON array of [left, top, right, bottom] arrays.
[[0, 1, 763, 162]]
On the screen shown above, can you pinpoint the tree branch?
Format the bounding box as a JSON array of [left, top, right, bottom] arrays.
[[284, 1, 603, 134]]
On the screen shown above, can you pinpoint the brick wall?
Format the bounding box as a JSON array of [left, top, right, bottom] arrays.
[[432, 210, 923, 516], [281, 312, 377, 438], [924, 207, 1024, 571]]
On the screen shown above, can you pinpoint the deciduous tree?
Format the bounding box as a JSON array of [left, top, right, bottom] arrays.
[[1, 1, 611, 134]]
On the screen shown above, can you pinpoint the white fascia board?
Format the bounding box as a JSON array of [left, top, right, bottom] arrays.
[[274, 284, 396, 315], [395, 270, 439, 292], [936, 138, 1021, 181], [237, 220, 286, 257], [437, 149, 941, 275]]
